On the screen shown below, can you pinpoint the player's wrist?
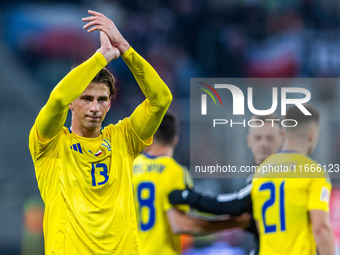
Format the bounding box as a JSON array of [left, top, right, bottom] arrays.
[[97, 47, 120, 63], [117, 40, 130, 54]]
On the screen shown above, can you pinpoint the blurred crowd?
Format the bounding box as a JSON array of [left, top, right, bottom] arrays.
[[3, 0, 340, 166], [2, 0, 340, 254]]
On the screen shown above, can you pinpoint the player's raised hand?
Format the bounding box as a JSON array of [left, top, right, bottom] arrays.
[[83, 10, 130, 54], [97, 31, 120, 63]]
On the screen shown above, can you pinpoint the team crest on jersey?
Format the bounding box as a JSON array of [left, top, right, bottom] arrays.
[[320, 187, 330, 202], [101, 138, 111, 152]]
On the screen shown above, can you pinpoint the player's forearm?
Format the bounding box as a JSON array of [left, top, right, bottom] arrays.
[[174, 217, 242, 236], [50, 52, 107, 107], [122, 47, 172, 140], [169, 187, 252, 216], [121, 47, 172, 109], [36, 52, 107, 141], [313, 225, 335, 255], [168, 209, 241, 236], [197, 184, 252, 215], [195, 218, 244, 235], [195, 194, 252, 216]]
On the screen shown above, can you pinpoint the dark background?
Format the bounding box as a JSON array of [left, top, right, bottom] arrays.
[[1, 0, 340, 254]]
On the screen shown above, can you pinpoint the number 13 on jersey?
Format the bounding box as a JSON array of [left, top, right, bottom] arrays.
[[259, 181, 286, 234]]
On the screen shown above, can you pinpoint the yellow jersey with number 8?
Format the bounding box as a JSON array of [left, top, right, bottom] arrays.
[[132, 153, 192, 255]]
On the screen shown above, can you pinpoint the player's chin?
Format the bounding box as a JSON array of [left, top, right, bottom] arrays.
[[259, 153, 270, 162], [84, 121, 101, 130]]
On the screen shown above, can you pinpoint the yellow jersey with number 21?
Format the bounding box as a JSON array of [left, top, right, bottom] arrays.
[[251, 152, 331, 255]]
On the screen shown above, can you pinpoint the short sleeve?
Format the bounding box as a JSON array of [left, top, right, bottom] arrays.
[[307, 177, 332, 212], [163, 164, 192, 213], [251, 178, 261, 221]]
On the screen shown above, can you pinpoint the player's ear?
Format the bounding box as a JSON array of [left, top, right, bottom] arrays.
[[69, 103, 74, 111], [279, 129, 285, 145], [307, 125, 315, 142], [281, 127, 287, 138], [108, 99, 111, 111], [173, 136, 179, 147]]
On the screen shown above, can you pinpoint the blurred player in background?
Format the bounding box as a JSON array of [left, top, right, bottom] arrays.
[[133, 112, 250, 255], [29, 10, 172, 254], [252, 105, 334, 255], [169, 114, 283, 255]]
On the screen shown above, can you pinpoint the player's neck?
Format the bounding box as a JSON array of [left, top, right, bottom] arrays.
[[144, 145, 174, 157], [70, 124, 101, 138], [281, 139, 309, 155]]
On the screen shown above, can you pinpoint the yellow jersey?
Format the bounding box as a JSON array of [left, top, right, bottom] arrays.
[[29, 47, 172, 255], [251, 152, 331, 255], [29, 119, 151, 254], [132, 153, 192, 255]]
